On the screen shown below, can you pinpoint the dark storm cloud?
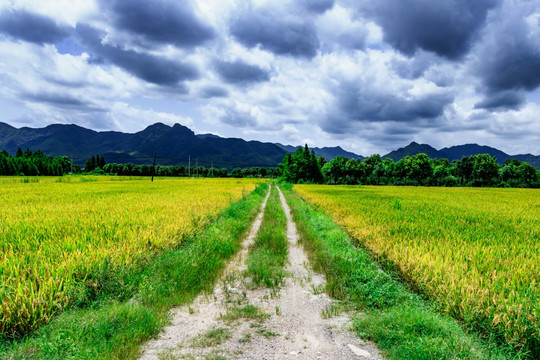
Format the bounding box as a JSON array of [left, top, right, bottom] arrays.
[[200, 86, 228, 99], [322, 81, 454, 134], [474, 90, 526, 111], [230, 7, 320, 58], [359, 0, 500, 59], [76, 24, 199, 87], [0, 9, 70, 45], [474, 3, 540, 110], [301, 0, 335, 14], [23, 92, 104, 112], [479, 42, 540, 92], [214, 60, 270, 85], [100, 0, 214, 48]]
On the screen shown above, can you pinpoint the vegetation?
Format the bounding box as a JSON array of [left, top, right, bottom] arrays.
[[294, 184, 539, 356], [1, 180, 268, 359], [283, 184, 521, 359], [246, 185, 289, 288], [102, 163, 279, 178], [0, 149, 78, 176], [279, 145, 539, 188], [321, 153, 539, 187], [280, 145, 324, 184], [0, 177, 261, 338]]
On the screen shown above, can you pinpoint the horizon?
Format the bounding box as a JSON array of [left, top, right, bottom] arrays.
[[0, 1, 539, 156], [2, 119, 539, 158]]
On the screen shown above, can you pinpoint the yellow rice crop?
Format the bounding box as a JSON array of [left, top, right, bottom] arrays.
[[294, 185, 539, 351], [0, 177, 261, 336]]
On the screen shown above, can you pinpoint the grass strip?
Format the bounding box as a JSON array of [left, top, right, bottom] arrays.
[[0, 183, 269, 360], [245, 185, 288, 288], [282, 183, 524, 360]]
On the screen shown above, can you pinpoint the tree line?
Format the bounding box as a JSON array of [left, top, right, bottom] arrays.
[[280, 145, 540, 188], [98, 162, 278, 178], [3, 146, 538, 188], [0, 148, 78, 176], [0, 149, 279, 179]]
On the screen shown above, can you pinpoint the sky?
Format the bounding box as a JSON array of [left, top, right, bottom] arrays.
[[0, 0, 539, 156]]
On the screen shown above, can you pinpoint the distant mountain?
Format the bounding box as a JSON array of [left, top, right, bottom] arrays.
[[383, 142, 540, 169], [0, 122, 287, 169], [439, 144, 509, 162], [383, 142, 444, 161], [276, 144, 363, 161], [1, 121, 538, 169]]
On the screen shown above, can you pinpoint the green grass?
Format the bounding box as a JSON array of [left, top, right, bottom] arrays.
[[191, 328, 232, 348], [220, 305, 269, 323], [245, 185, 288, 288], [282, 183, 523, 360], [0, 183, 269, 360], [294, 184, 539, 356]]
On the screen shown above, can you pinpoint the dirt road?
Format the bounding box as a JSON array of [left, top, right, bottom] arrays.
[[139, 186, 382, 359]]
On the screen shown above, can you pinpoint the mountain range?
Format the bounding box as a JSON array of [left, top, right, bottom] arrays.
[[384, 141, 540, 168], [0, 122, 538, 169]]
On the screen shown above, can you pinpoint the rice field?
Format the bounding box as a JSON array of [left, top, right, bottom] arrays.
[[294, 185, 540, 353], [0, 177, 261, 337]]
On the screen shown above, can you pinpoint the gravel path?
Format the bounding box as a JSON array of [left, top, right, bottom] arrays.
[[138, 186, 382, 360]]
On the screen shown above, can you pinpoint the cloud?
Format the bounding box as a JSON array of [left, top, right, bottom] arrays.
[[200, 86, 228, 99], [317, 5, 367, 51], [358, 0, 500, 59], [214, 60, 270, 85], [22, 91, 103, 111], [215, 104, 258, 128], [390, 51, 438, 79], [474, 90, 526, 111], [474, 1, 540, 109], [230, 6, 320, 58], [76, 24, 199, 86], [301, 0, 335, 14], [99, 0, 214, 48], [322, 79, 454, 134], [0, 9, 70, 45]]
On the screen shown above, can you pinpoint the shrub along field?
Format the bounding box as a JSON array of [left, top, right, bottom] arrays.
[[0, 177, 261, 338], [294, 185, 539, 356]]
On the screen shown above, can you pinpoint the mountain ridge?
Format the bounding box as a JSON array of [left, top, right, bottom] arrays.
[[0, 122, 538, 169], [385, 142, 540, 168]]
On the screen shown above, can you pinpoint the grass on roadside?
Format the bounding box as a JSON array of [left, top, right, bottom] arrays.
[[282, 183, 524, 360], [245, 185, 288, 288], [0, 183, 269, 360]]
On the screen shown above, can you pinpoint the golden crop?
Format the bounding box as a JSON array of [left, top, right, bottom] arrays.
[[0, 177, 261, 337], [294, 185, 539, 350]]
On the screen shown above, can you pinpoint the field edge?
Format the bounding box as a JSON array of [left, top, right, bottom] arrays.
[[0, 182, 269, 360]]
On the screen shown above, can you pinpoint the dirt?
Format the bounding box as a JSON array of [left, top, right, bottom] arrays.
[[139, 186, 382, 360]]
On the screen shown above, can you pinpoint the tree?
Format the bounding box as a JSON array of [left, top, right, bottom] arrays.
[[455, 156, 474, 185], [280, 145, 323, 183], [408, 153, 433, 186], [472, 154, 499, 187], [517, 162, 538, 187], [231, 168, 242, 178]]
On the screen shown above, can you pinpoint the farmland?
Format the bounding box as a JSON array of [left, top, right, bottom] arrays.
[[0, 177, 261, 338], [294, 185, 539, 354]]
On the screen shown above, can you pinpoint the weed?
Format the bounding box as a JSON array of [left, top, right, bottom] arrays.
[[220, 305, 269, 323], [191, 328, 231, 348]]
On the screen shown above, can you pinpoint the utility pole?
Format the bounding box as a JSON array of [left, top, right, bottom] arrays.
[[151, 151, 157, 182], [211, 161, 213, 178], [70, 153, 73, 175], [188, 156, 191, 178], [196, 158, 198, 178]]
